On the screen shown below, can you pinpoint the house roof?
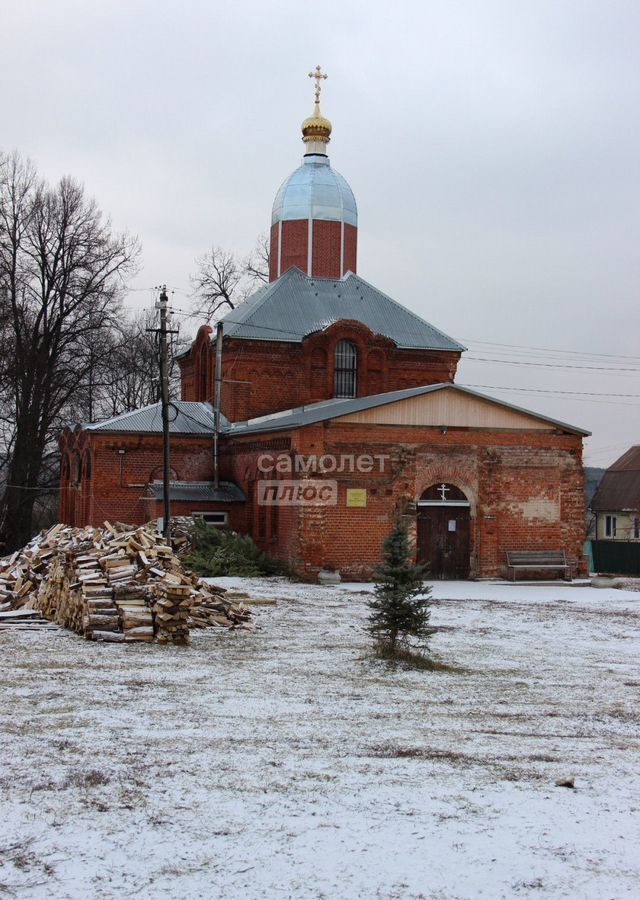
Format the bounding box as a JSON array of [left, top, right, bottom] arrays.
[[590, 446, 640, 511], [84, 401, 226, 435], [146, 481, 245, 503], [219, 267, 466, 351], [228, 383, 590, 437]]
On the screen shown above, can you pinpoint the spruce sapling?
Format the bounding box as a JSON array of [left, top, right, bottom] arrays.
[[368, 516, 433, 657]]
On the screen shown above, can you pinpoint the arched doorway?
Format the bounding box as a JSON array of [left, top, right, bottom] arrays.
[[417, 483, 471, 579]]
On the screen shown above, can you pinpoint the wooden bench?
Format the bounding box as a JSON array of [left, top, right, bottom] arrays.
[[505, 550, 572, 582]]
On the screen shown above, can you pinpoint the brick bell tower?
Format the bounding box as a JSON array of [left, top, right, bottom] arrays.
[[269, 66, 358, 282]]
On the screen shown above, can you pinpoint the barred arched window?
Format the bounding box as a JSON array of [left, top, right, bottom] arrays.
[[334, 340, 357, 398]]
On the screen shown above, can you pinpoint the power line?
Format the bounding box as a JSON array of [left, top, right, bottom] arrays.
[[461, 383, 640, 400], [131, 284, 637, 364], [460, 337, 640, 363], [131, 295, 640, 383], [462, 356, 640, 373], [162, 300, 640, 369]]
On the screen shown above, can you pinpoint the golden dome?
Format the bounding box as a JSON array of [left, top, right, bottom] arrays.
[[302, 66, 331, 153], [302, 106, 332, 144]]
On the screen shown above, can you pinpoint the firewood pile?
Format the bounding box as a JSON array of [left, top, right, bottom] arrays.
[[168, 516, 197, 555], [0, 608, 59, 633], [0, 521, 252, 645]]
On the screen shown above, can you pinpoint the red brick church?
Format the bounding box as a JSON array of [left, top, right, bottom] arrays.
[[60, 72, 589, 579]]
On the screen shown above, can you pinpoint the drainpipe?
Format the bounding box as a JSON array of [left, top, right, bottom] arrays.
[[213, 322, 223, 491]]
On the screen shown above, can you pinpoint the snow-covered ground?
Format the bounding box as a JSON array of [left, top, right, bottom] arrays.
[[1, 579, 639, 900]]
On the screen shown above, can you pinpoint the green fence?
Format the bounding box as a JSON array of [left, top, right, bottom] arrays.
[[591, 540, 640, 575]]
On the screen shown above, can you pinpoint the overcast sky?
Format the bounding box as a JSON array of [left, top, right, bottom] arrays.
[[3, 0, 639, 466]]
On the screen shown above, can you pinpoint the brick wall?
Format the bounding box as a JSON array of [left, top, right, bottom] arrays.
[[58, 416, 586, 580], [280, 220, 308, 275], [344, 224, 357, 274], [269, 223, 279, 281], [179, 325, 213, 403], [180, 323, 461, 421], [59, 428, 218, 528], [269, 218, 358, 281], [312, 220, 342, 278], [222, 422, 586, 580]]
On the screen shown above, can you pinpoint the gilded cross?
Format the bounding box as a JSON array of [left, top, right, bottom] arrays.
[[308, 65, 328, 104], [438, 483, 450, 501]]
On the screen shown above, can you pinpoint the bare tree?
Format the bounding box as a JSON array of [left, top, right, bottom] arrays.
[[190, 246, 242, 322], [244, 232, 270, 288], [0, 151, 139, 549], [64, 307, 185, 424], [106, 313, 162, 415], [191, 233, 270, 323]]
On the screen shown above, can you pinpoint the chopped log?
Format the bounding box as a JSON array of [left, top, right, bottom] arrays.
[[124, 626, 154, 641], [91, 630, 126, 643]]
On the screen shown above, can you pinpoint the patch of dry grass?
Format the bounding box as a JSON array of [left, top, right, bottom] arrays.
[[372, 643, 466, 672], [64, 769, 111, 790]]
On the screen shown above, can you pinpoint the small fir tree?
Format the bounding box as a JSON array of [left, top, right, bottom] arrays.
[[368, 517, 433, 656]]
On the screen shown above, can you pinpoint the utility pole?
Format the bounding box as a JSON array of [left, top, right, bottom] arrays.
[[147, 286, 178, 540], [213, 321, 223, 490], [159, 287, 171, 539]]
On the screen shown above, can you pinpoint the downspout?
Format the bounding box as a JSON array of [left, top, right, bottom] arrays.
[[213, 322, 223, 491]]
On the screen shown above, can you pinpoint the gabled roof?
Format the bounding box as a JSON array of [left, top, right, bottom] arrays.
[[84, 401, 226, 435], [228, 383, 590, 437], [591, 446, 640, 511], [219, 267, 465, 351]]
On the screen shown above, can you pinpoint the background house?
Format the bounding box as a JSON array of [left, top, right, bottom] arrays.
[[590, 445, 640, 574], [591, 446, 640, 541]]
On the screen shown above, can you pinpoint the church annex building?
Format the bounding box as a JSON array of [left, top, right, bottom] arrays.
[[59, 72, 589, 580]]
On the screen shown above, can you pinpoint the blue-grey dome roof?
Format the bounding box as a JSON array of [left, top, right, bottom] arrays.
[[271, 156, 357, 227]]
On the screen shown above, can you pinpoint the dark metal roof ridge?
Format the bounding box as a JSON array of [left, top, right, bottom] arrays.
[[83, 401, 219, 434], [84, 401, 165, 431]]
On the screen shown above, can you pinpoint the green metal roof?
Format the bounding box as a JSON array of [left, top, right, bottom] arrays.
[[220, 267, 465, 351], [84, 401, 226, 435]]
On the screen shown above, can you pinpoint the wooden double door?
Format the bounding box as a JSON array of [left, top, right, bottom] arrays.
[[417, 488, 471, 579]]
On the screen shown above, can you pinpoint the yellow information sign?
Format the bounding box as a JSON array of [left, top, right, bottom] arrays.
[[346, 488, 367, 508]]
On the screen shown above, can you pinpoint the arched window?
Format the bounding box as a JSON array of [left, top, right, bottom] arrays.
[[74, 452, 83, 484], [334, 340, 357, 398]]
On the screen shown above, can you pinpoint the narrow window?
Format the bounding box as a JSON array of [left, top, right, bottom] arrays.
[[605, 515, 617, 538], [199, 344, 208, 400], [634, 517, 640, 540], [334, 340, 357, 398]]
